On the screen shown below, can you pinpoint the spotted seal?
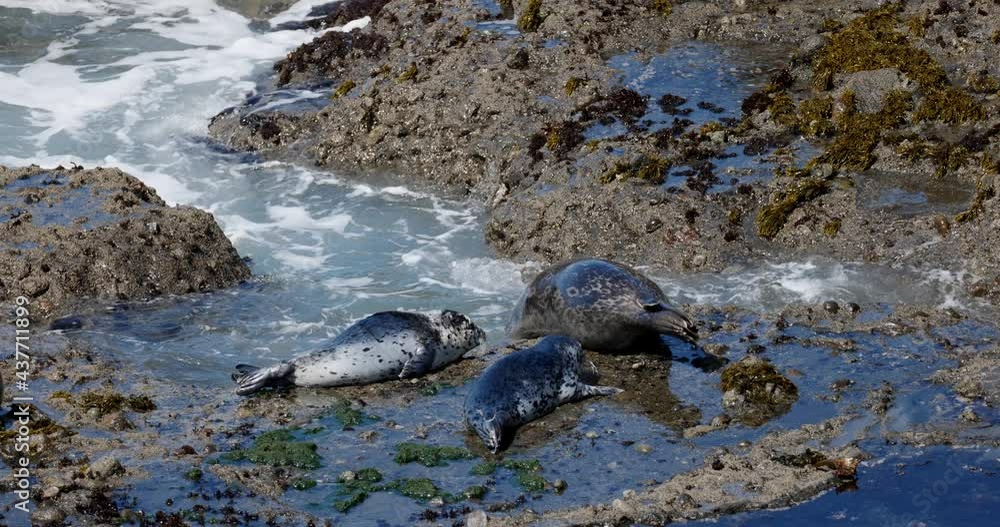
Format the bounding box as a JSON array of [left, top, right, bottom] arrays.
[[232, 310, 485, 395], [507, 258, 697, 351], [464, 335, 621, 452]]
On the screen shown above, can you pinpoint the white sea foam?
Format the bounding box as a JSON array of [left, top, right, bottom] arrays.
[[448, 258, 534, 296], [265, 205, 352, 234]]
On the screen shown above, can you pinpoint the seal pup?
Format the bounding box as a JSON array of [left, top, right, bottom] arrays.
[[507, 258, 697, 351], [233, 310, 485, 395], [464, 335, 621, 452]]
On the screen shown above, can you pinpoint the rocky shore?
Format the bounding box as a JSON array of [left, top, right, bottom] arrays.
[[210, 0, 1000, 297], [0, 166, 251, 321], [2, 0, 999, 525]]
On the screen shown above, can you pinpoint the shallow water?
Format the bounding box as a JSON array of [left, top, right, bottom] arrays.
[[0, 1, 997, 526]]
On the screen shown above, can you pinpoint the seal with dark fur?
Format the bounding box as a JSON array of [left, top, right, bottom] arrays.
[[232, 310, 485, 395], [465, 335, 621, 452], [507, 258, 697, 351]]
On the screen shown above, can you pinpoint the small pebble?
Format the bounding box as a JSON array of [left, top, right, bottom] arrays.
[[623, 489, 637, 499], [635, 444, 653, 454], [960, 407, 981, 423], [585, 431, 599, 439], [465, 510, 488, 527], [553, 479, 568, 493]]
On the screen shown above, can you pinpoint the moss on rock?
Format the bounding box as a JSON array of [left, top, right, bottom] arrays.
[[756, 178, 829, 239], [914, 87, 984, 124], [517, 0, 544, 32], [601, 155, 670, 184], [955, 178, 996, 223], [651, 0, 672, 16], [811, 3, 947, 91], [721, 357, 799, 426], [332, 79, 356, 98], [564, 76, 583, 96], [393, 442, 474, 467], [223, 428, 321, 469]]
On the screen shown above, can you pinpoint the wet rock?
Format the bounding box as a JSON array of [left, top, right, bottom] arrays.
[[88, 456, 125, 479], [720, 356, 798, 426], [959, 407, 981, 422], [466, 509, 488, 527], [32, 506, 66, 525], [552, 479, 568, 493], [822, 300, 840, 314], [0, 167, 251, 320], [931, 348, 1000, 406], [506, 48, 529, 70], [834, 68, 913, 114]]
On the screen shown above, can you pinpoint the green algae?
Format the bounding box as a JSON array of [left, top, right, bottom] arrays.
[[517, 0, 544, 32], [460, 485, 488, 500], [600, 155, 670, 184], [756, 178, 829, 239], [651, 0, 672, 16], [470, 459, 546, 491], [767, 91, 798, 127], [564, 76, 582, 96], [397, 63, 418, 82], [955, 177, 996, 223], [967, 72, 1000, 94], [471, 461, 497, 475], [720, 358, 799, 406], [329, 399, 376, 429], [544, 121, 584, 157], [69, 390, 157, 417], [48, 390, 72, 401], [515, 471, 546, 492], [222, 429, 321, 469], [899, 139, 971, 178], [184, 468, 202, 482], [906, 15, 928, 38], [332, 468, 488, 511], [811, 3, 947, 91], [334, 491, 369, 512], [393, 442, 474, 467], [914, 87, 984, 124], [332, 80, 356, 98], [290, 478, 317, 490], [501, 459, 543, 472], [419, 382, 454, 396], [396, 478, 440, 501], [797, 96, 834, 137], [822, 218, 842, 237], [813, 89, 911, 173]]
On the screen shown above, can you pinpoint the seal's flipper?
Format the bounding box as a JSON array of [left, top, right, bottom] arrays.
[[399, 345, 435, 379], [232, 362, 295, 395], [575, 383, 623, 400]]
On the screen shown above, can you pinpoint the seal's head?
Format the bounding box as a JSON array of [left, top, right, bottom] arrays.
[[429, 309, 486, 352], [467, 408, 503, 453]]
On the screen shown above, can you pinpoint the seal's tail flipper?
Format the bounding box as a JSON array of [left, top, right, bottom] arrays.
[[232, 363, 295, 396], [576, 383, 623, 400], [644, 303, 699, 343]]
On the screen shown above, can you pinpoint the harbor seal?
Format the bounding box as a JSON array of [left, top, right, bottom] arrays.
[[507, 258, 697, 351], [232, 310, 485, 395], [464, 335, 621, 452]]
